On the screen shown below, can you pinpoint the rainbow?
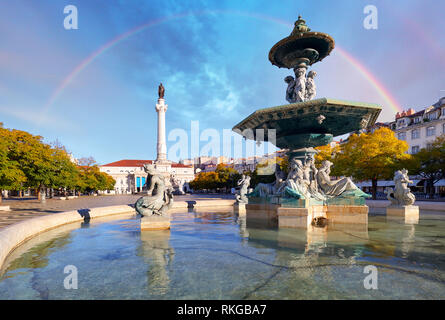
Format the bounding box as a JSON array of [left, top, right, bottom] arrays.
[[42, 10, 404, 117]]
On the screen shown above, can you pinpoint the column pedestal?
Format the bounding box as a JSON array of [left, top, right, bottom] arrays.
[[386, 205, 419, 224], [140, 215, 171, 231], [234, 203, 247, 215]]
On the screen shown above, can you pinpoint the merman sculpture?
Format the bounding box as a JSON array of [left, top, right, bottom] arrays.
[[235, 174, 251, 204], [135, 164, 173, 217], [386, 169, 416, 206]]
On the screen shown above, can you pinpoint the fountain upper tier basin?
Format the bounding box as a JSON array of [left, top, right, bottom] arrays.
[[232, 98, 382, 149]]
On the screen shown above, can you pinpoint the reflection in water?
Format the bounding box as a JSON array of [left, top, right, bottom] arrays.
[[137, 231, 174, 296], [236, 214, 249, 244]]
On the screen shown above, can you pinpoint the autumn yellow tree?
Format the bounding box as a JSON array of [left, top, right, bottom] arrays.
[[314, 143, 340, 168], [332, 127, 410, 199]]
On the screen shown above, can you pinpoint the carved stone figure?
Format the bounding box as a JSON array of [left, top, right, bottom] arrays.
[[158, 83, 165, 99], [135, 164, 173, 216], [248, 157, 370, 202], [273, 164, 287, 194], [316, 160, 360, 197], [291, 15, 311, 35], [303, 156, 325, 201], [235, 174, 251, 203], [285, 158, 311, 199], [386, 169, 416, 206], [293, 67, 306, 102], [285, 76, 297, 103], [170, 174, 185, 195], [304, 70, 317, 101]]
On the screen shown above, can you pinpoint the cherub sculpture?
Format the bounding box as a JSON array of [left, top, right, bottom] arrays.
[[284, 67, 306, 103], [293, 67, 306, 102], [305, 70, 317, 101], [285, 76, 297, 103]]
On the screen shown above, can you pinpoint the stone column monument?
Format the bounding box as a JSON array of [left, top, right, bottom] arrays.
[[156, 83, 168, 163]]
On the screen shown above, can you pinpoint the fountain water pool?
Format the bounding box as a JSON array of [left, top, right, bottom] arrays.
[[0, 209, 444, 299]]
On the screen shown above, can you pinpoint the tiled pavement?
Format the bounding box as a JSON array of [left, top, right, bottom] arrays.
[[0, 194, 234, 230]]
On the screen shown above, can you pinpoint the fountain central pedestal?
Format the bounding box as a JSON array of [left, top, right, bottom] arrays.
[[232, 17, 382, 227]]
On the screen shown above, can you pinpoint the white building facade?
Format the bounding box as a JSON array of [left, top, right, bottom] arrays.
[[99, 160, 194, 194], [392, 98, 445, 154]]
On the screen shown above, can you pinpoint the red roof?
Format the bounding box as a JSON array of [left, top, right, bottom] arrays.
[[171, 163, 193, 168], [102, 159, 192, 168], [102, 160, 153, 167]]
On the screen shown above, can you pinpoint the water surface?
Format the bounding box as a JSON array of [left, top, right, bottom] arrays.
[[0, 209, 444, 299]]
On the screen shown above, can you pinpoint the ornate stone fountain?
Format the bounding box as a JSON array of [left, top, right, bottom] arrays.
[[232, 16, 382, 225]]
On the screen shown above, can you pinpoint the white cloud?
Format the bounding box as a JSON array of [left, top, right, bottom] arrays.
[[0, 105, 78, 131]]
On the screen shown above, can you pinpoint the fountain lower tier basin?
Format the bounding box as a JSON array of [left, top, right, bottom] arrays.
[[246, 203, 369, 227], [232, 98, 382, 149], [1, 209, 444, 299]]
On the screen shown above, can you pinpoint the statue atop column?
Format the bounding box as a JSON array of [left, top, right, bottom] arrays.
[[158, 83, 165, 99]]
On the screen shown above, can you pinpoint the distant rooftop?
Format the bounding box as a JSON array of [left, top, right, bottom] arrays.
[[101, 159, 192, 168]]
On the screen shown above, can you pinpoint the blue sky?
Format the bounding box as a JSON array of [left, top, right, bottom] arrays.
[[0, 0, 444, 164]]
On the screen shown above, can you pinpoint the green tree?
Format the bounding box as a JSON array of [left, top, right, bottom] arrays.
[[405, 135, 445, 196], [49, 145, 80, 196], [76, 165, 115, 193], [247, 157, 288, 188], [6, 128, 57, 201], [189, 171, 220, 191], [215, 163, 241, 189], [0, 124, 27, 202]]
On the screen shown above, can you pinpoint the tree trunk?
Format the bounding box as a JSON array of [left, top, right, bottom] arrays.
[[36, 188, 40, 201], [371, 178, 377, 200], [40, 185, 46, 203], [428, 178, 435, 198], [0, 189, 2, 204]]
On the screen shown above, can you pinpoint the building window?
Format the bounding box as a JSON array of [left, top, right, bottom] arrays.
[[426, 143, 433, 150], [411, 146, 420, 154], [427, 112, 438, 120], [411, 129, 420, 139], [413, 117, 420, 124], [397, 132, 406, 140], [443, 123, 445, 134], [426, 126, 435, 137]]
